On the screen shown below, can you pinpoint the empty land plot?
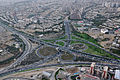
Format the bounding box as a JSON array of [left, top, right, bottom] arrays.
[[61, 53, 74, 61], [39, 46, 58, 56]]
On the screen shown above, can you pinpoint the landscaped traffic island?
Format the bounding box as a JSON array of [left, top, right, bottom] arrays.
[[70, 43, 87, 51]]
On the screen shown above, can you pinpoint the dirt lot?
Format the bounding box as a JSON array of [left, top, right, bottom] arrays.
[[61, 53, 74, 61], [39, 46, 58, 56], [0, 67, 57, 80]]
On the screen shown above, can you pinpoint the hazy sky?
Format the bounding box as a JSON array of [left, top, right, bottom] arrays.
[[0, 0, 25, 2], [0, 0, 26, 5]]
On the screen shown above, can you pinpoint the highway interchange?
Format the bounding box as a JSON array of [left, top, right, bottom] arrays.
[[0, 19, 120, 77]]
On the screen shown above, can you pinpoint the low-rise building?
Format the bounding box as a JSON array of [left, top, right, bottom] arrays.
[[101, 28, 109, 34]]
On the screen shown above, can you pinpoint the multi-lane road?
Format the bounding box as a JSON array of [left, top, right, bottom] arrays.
[[8, 35, 32, 69], [64, 21, 71, 47], [0, 19, 120, 77], [0, 62, 120, 77], [0, 20, 32, 72]]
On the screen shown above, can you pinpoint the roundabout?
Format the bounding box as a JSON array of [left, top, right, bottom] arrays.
[[37, 46, 58, 57]]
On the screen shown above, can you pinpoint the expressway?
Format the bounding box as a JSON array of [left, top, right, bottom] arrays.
[[0, 18, 120, 77], [0, 62, 120, 77], [3, 77, 34, 80], [64, 21, 71, 47], [0, 20, 32, 72], [34, 38, 120, 65], [3, 20, 120, 62], [33, 36, 120, 65], [72, 34, 120, 59], [80, 4, 120, 59], [1, 21, 119, 61], [8, 35, 32, 69], [17, 36, 120, 77]]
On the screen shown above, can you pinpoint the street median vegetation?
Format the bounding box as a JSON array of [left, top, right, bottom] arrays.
[[70, 40, 120, 60], [56, 41, 65, 46]]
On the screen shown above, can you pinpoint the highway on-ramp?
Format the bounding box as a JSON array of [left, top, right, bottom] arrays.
[[0, 19, 120, 77], [0, 20, 32, 73]]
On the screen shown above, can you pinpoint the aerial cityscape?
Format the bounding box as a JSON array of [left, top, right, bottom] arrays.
[[0, 0, 120, 80]]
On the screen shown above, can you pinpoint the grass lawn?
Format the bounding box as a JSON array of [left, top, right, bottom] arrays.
[[56, 41, 65, 46], [70, 40, 120, 60], [84, 43, 120, 60], [70, 39, 81, 44], [71, 34, 102, 47], [72, 32, 102, 47]]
